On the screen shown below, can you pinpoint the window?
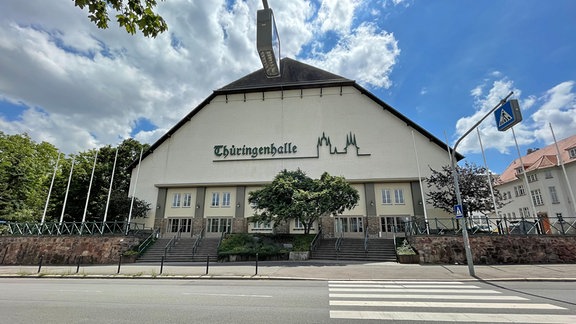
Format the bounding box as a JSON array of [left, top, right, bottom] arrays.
[[502, 192, 507, 200], [527, 174, 538, 183], [172, 193, 181, 208], [549, 186, 559, 204], [394, 189, 405, 204], [519, 207, 530, 218], [531, 189, 544, 206], [381, 189, 392, 204], [183, 193, 192, 208], [514, 184, 526, 197], [545, 170, 553, 179], [222, 192, 231, 207], [211, 192, 220, 207], [569, 147, 576, 159], [512, 212, 516, 220], [508, 191, 511, 199], [253, 221, 272, 230]]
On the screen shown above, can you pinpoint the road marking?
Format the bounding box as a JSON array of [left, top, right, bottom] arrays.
[[329, 293, 526, 300], [329, 288, 499, 293], [329, 284, 480, 289], [330, 311, 576, 323], [330, 300, 565, 309], [182, 293, 272, 298], [329, 280, 466, 285]]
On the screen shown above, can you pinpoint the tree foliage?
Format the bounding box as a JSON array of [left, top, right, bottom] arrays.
[[425, 162, 503, 217], [0, 132, 150, 223], [248, 169, 359, 234], [73, 0, 168, 37]]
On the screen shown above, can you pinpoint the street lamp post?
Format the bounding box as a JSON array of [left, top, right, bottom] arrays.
[[451, 91, 513, 276]]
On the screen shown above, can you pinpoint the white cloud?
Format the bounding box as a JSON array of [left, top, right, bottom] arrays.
[[306, 23, 400, 88], [456, 76, 576, 157], [0, 0, 401, 154]]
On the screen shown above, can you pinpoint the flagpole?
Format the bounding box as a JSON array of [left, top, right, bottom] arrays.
[[60, 156, 75, 224], [549, 123, 576, 216], [411, 130, 429, 234], [103, 148, 119, 224], [82, 151, 98, 224], [42, 152, 60, 224], [476, 128, 500, 221], [511, 127, 538, 219], [127, 147, 144, 233]]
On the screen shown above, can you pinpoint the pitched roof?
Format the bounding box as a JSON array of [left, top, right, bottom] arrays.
[[130, 58, 463, 169], [498, 133, 576, 184], [217, 58, 354, 93]]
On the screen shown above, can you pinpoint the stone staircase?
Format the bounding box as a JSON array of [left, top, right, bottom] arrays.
[[136, 237, 220, 263], [310, 238, 397, 262]]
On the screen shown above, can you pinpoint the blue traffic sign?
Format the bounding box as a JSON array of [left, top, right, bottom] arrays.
[[495, 99, 522, 131], [454, 204, 464, 219]]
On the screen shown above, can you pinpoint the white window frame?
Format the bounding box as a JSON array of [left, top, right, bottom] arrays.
[[211, 192, 220, 207], [183, 193, 192, 208], [222, 192, 231, 207], [527, 174, 538, 183], [569, 147, 576, 159], [517, 184, 526, 196], [531, 189, 544, 206], [394, 189, 405, 204], [253, 221, 272, 230], [549, 186, 559, 204], [172, 193, 181, 208], [381, 189, 392, 204]]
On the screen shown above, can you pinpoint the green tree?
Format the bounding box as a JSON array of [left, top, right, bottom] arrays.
[[425, 162, 503, 217], [0, 132, 59, 222], [73, 0, 168, 37], [248, 169, 359, 234]]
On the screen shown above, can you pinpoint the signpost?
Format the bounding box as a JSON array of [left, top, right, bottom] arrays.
[[494, 99, 522, 131]]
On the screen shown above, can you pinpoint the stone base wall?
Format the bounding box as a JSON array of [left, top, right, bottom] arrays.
[[411, 235, 576, 264], [0, 236, 141, 265]]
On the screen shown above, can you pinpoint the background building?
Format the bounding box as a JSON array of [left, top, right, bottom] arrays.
[[128, 58, 457, 239], [496, 134, 576, 232]]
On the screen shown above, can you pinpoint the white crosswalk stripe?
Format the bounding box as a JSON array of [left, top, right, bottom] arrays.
[[328, 280, 576, 323]]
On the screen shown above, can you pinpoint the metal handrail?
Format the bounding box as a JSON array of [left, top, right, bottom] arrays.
[[335, 233, 343, 252], [309, 227, 323, 251], [5, 221, 149, 236], [363, 230, 369, 253], [137, 228, 159, 254], [191, 227, 206, 256]]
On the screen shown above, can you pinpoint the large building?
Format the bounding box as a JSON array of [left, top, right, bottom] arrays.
[[495, 134, 576, 231], [128, 58, 457, 239]]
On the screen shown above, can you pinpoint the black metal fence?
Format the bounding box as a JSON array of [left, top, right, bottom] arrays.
[[1, 221, 149, 236], [405, 215, 576, 236]]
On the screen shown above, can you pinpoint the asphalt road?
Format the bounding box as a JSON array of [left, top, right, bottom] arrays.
[[1, 279, 576, 323]]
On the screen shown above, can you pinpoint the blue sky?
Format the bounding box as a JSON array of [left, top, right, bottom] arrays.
[[1, 0, 575, 174]]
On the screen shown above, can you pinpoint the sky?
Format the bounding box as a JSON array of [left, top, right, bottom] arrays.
[[1, 0, 575, 174]]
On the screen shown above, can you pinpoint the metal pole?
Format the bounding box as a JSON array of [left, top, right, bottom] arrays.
[[160, 256, 164, 274], [42, 153, 61, 224], [450, 91, 513, 276], [255, 253, 259, 275], [477, 128, 500, 221], [82, 151, 98, 224], [511, 127, 538, 219], [412, 130, 429, 234], [550, 123, 576, 216], [37, 255, 44, 273], [103, 148, 119, 224], [127, 147, 144, 232], [205, 256, 210, 275], [60, 156, 76, 224]]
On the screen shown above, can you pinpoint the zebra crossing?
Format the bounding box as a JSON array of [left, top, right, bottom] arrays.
[[328, 280, 576, 323]]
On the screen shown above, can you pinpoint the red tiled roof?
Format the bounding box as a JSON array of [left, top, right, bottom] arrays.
[[498, 134, 576, 184]]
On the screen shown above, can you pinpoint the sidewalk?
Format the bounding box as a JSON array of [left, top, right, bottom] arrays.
[[1, 260, 576, 281]]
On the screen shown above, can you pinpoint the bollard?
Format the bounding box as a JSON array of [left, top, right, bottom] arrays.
[[160, 256, 164, 274], [76, 256, 83, 274], [255, 253, 259, 275], [117, 253, 122, 274], [37, 255, 44, 274], [205, 255, 209, 275]]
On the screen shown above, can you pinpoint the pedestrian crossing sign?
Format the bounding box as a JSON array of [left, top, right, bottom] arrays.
[[454, 204, 464, 219], [494, 99, 522, 131]]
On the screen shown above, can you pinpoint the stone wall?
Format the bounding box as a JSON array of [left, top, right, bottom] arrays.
[[0, 236, 141, 265], [410, 235, 576, 264]]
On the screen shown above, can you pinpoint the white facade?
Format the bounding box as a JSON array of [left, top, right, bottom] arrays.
[[495, 135, 576, 233], [128, 59, 456, 238]]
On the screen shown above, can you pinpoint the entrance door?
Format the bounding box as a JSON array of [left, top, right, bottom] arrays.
[[380, 216, 409, 239], [206, 218, 232, 236], [334, 217, 364, 238], [167, 218, 192, 236]]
